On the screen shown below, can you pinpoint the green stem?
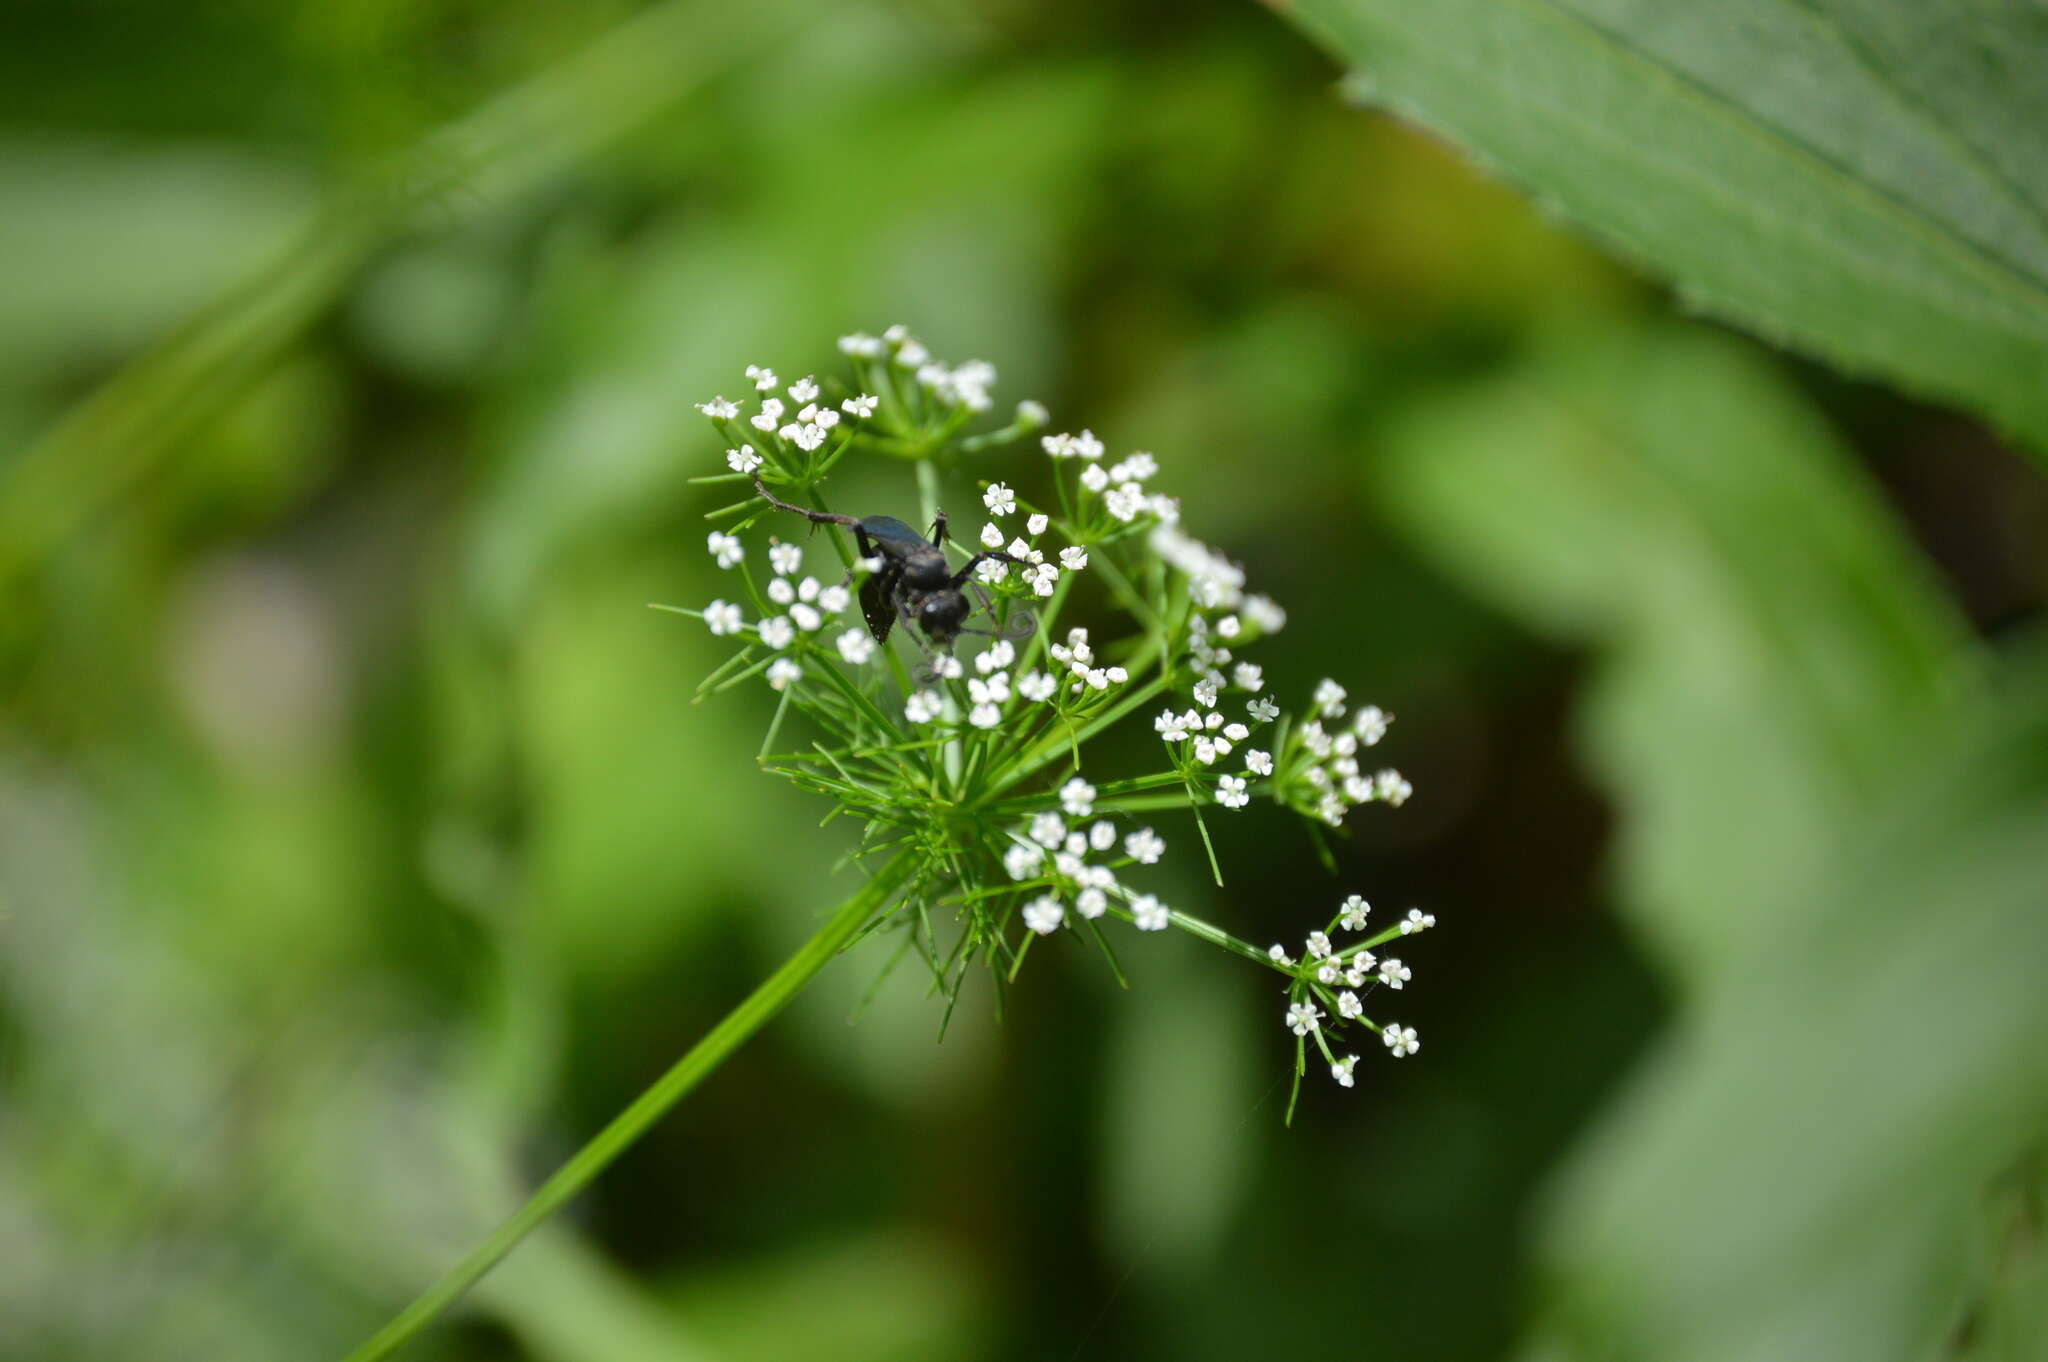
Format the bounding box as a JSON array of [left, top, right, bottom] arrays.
[[341, 851, 918, 1362]]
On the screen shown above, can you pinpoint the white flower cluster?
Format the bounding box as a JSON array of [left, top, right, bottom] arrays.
[[1047, 628, 1132, 696], [1270, 892, 1436, 1090], [1287, 681, 1411, 826], [974, 492, 1083, 599], [696, 364, 878, 469], [897, 638, 1064, 730], [1005, 810, 1173, 936], [838, 324, 1000, 412]]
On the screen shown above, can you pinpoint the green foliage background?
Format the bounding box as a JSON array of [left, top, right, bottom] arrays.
[[1, 2, 2043, 1359]]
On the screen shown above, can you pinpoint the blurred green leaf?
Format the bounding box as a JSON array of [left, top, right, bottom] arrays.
[[1377, 325, 1975, 976], [0, 0, 806, 591], [1371, 325, 2048, 1359], [1522, 651, 2048, 1362], [1285, 0, 2048, 456]]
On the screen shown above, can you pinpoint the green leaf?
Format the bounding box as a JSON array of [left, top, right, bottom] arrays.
[[1286, 0, 2048, 456], [1377, 324, 1976, 976], [1371, 324, 2048, 1360], [1523, 653, 2048, 1362]]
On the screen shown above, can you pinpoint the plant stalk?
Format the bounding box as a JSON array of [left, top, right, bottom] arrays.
[[341, 851, 917, 1362]]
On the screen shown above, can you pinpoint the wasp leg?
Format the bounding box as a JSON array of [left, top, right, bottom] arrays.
[[752, 477, 862, 530], [948, 551, 1019, 590]]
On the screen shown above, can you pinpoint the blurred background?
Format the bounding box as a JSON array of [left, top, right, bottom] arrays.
[[3, 2, 2045, 1360]]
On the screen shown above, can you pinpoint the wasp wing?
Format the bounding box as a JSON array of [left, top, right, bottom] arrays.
[[860, 567, 898, 645]]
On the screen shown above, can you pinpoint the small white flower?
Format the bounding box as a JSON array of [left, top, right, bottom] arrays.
[[1022, 896, 1065, 935], [1192, 736, 1219, 766], [697, 396, 740, 419], [1076, 887, 1108, 920], [1105, 666, 1129, 685], [842, 393, 879, 419], [744, 364, 778, 391], [1130, 894, 1169, 931], [1216, 615, 1241, 640], [1286, 1001, 1323, 1036], [1105, 483, 1147, 522], [768, 578, 794, 604], [1317, 961, 1343, 984], [1024, 563, 1059, 597], [1080, 463, 1110, 493], [1124, 828, 1165, 864], [1223, 723, 1249, 742], [905, 690, 945, 724], [1268, 944, 1295, 966], [1244, 595, 1287, 633], [788, 376, 819, 403], [980, 522, 1005, 549], [976, 558, 1010, 585], [707, 532, 744, 569], [1339, 895, 1370, 931], [1030, 812, 1066, 848], [838, 332, 885, 357], [1058, 546, 1089, 571], [1193, 677, 1220, 709], [758, 616, 795, 650], [1112, 451, 1157, 481], [768, 542, 803, 576], [818, 584, 850, 614], [727, 447, 763, 474], [1306, 931, 1332, 959], [1337, 990, 1363, 1020], [984, 483, 1017, 516], [969, 703, 1001, 729], [1004, 841, 1044, 880], [1060, 778, 1096, 818], [790, 603, 822, 632], [933, 656, 965, 679], [1233, 662, 1264, 692], [968, 674, 1009, 706], [1245, 750, 1273, 777], [976, 640, 1015, 673], [1006, 537, 1039, 563], [1019, 670, 1056, 702], [1378, 958, 1412, 990], [790, 423, 828, 452], [1026, 513, 1049, 535], [1314, 679, 1348, 717], [1248, 697, 1279, 722], [1017, 399, 1049, 428], [1089, 820, 1118, 851], [766, 657, 801, 690], [704, 600, 743, 635], [1215, 775, 1250, 810], [837, 630, 876, 665], [1331, 1054, 1359, 1088], [1401, 908, 1437, 934], [1383, 1025, 1419, 1057], [1375, 770, 1413, 806]]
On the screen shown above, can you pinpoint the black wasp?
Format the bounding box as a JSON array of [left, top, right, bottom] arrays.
[[752, 478, 1031, 651]]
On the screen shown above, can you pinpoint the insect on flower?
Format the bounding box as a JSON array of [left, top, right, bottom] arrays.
[[751, 477, 1035, 652]]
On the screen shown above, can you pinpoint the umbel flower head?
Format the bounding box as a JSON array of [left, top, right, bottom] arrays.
[[661, 325, 1439, 1118]]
